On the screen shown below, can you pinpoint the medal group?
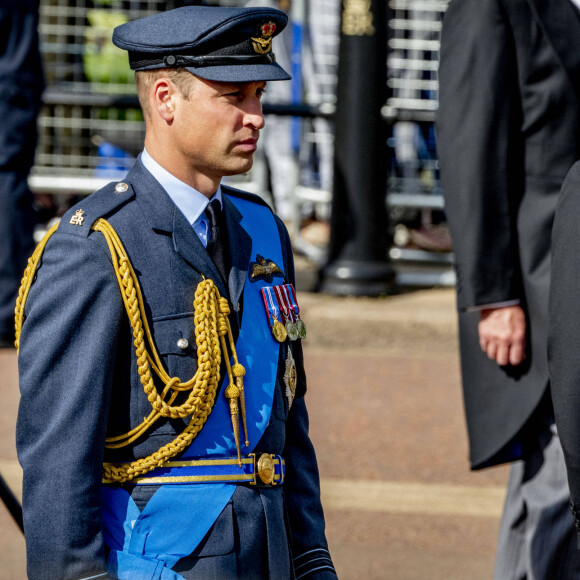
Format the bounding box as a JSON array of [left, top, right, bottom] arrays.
[[261, 283, 305, 409], [261, 283, 307, 343]]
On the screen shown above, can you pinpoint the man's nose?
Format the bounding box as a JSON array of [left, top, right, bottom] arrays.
[[243, 102, 265, 130]]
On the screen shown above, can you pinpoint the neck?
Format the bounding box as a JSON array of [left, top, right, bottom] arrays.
[[144, 135, 220, 198]]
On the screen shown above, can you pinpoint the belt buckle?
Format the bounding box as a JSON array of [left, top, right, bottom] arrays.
[[250, 453, 277, 486]]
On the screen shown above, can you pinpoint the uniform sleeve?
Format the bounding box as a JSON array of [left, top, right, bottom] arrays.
[[436, 0, 524, 310], [17, 230, 123, 579], [549, 161, 580, 519], [273, 216, 337, 578], [283, 397, 337, 579]]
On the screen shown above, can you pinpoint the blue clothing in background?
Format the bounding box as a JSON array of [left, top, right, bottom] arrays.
[[0, 0, 44, 342]]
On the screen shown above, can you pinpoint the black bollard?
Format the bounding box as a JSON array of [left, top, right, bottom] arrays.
[[319, 0, 396, 296]]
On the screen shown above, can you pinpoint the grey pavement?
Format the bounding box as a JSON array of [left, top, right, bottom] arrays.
[[0, 276, 508, 579]]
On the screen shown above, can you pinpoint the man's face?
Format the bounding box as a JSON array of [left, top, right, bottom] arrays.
[[171, 75, 267, 182]]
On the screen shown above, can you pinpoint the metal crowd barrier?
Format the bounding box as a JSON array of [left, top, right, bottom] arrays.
[[32, 0, 454, 288]]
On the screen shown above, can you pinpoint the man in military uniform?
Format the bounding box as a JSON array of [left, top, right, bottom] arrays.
[[16, 6, 337, 580]]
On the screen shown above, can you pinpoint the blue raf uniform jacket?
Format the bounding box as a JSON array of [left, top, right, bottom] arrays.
[[17, 159, 337, 580]]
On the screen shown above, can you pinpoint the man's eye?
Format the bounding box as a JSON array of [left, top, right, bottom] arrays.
[[257, 88, 267, 98]]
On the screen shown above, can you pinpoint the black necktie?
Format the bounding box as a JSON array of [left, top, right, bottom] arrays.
[[205, 199, 229, 283]]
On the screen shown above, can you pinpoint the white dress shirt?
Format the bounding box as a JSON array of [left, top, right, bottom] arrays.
[[140, 148, 222, 248]]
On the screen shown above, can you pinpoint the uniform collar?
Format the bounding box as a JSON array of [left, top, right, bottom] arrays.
[[140, 148, 223, 225]]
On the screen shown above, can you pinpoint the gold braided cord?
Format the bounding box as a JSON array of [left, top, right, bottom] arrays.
[[14, 218, 247, 484], [14, 222, 60, 350]]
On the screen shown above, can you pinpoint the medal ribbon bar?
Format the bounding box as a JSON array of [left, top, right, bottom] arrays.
[[274, 284, 299, 341], [285, 283, 307, 339], [261, 286, 287, 343]]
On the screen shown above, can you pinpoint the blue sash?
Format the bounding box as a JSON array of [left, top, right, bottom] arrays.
[[102, 196, 284, 580]]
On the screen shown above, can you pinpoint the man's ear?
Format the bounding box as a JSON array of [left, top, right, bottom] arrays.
[[151, 78, 177, 123]]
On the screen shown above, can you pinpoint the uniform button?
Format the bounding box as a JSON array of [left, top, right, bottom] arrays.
[[115, 182, 129, 193], [177, 338, 189, 350]]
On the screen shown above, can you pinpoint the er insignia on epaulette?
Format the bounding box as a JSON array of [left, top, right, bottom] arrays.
[[69, 209, 85, 226]]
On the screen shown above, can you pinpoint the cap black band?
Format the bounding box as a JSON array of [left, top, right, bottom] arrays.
[[130, 52, 277, 71]]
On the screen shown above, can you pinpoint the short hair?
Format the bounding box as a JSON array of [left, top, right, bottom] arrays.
[[135, 68, 196, 120]]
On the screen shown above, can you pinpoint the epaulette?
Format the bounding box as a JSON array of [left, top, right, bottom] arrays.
[[58, 180, 135, 238], [222, 184, 273, 211]]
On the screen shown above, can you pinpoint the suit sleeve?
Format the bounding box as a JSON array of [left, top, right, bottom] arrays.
[[17, 230, 123, 579], [273, 216, 337, 579], [549, 161, 580, 516], [436, 0, 525, 310]]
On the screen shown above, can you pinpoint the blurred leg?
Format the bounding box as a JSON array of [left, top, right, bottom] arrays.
[[494, 419, 580, 580]]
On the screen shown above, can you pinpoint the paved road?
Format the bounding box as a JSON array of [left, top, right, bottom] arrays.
[[0, 287, 508, 579]]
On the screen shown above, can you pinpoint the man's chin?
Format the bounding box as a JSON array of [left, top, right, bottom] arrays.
[[221, 158, 254, 177]]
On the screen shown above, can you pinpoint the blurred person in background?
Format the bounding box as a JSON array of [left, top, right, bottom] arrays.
[[245, 0, 295, 222], [437, 0, 580, 577], [0, 0, 44, 347], [245, 0, 339, 247]]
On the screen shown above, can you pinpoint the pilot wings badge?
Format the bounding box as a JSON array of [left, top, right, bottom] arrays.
[[250, 254, 284, 283]]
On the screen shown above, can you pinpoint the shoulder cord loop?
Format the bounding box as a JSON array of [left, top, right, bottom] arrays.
[[14, 218, 248, 483]]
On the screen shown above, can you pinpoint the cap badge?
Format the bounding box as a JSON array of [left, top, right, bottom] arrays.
[[251, 21, 276, 55]]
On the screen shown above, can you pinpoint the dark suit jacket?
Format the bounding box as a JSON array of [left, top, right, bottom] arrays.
[[16, 160, 336, 580], [436, 0, 580, 469], [549, 161, 580, 510]]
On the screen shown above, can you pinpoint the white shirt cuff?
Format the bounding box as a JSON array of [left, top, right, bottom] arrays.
[[465, 299, 521, 313]]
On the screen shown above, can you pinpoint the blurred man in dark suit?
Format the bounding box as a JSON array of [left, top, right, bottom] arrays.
[[437, 0, 580, 576]]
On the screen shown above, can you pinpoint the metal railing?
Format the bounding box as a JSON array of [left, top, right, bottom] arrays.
[[32, 0, 454, 287]]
